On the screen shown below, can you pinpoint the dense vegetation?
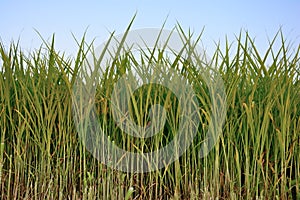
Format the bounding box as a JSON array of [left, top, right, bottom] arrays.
[[0, 26, 299, 199]]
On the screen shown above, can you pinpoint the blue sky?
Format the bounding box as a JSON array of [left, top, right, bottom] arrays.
[[1, 0, 300, 58]]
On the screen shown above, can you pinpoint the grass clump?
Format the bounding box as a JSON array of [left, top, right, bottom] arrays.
[[0, 26, 299, 199]]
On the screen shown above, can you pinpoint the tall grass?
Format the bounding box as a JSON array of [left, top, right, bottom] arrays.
[[0, 26, 299, 199]]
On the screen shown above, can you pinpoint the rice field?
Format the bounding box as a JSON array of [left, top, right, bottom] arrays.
[[0, 24, 299, 199]]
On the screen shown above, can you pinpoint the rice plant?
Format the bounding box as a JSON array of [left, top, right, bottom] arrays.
[[0, 23, 299, 199]]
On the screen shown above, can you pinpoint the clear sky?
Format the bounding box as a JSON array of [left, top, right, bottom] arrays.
[[1, 0, 300, 58]]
